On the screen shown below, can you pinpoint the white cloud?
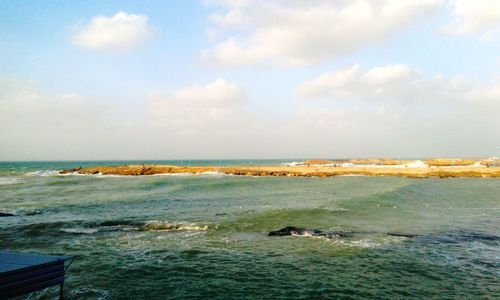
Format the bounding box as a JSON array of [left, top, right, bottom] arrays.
[[202, 0, 442, 66], [72, 11, 154, 51], [297, 64, 500, 104], [148, 79, 248, 135], [2, 74, 499, 160], [443, 0, 500, 41], [293, 64, 500, 156], [0, 77, 120, 160]]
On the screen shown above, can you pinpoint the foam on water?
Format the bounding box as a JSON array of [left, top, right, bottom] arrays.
[[25, 170, 61, 177], [61, 227, 99, 234], [199, 171, 226, 176], [58, 220, 212, 235], [323, 237, 402, 248], [142, 221, 210, 232], [0, 208, 43, 216], [0, 177, 23, 185]]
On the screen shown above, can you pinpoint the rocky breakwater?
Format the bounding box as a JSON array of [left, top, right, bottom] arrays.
[[59, 164, 500, 178], [60, 165, 213, 176]]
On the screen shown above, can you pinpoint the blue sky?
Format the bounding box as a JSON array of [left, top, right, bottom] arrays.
[[1, 0, 499, 160]]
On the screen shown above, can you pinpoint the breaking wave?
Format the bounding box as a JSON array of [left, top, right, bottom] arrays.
[[0, 177, 23, 185], [57, 220, 212, 234], [60, 227, 99, 234], [0, 208, 43, 216], [25, 170, 61, 177], [142, 221, 210, 231]]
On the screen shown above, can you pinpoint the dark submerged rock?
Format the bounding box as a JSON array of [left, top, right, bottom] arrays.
[[269, 226, 417, 239], [387, 232, 419, 238], [0, 211, 15, 217], [268, 226, 350, 238], [268, 226, 316, 236]]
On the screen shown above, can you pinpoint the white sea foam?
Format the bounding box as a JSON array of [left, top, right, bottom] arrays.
[[199, 171, 225, 176], [0, 208, 42, 216], [61, 227, 99, 234], [67, 173, 147, 178], [291, 231, 315, 237], [287, 231, 408, 248], [142, 221, 209, 232], [325, 236, 407, 248], [25, 170, 61, 177], [325, 208, 348, 212], [0, 177, 23, 185]]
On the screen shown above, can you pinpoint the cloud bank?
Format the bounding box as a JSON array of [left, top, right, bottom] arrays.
[[297, 64, 500, 104], [72, 11, 154, 51], [202, 0, 442, 66], [2, 70, 499, 160], [443, 0, 500, 41], [149, 79, 248, 135]]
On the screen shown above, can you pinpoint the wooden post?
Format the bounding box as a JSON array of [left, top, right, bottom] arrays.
[[60, 283, 64, 300]]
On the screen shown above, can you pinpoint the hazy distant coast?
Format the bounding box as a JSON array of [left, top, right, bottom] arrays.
[[60, 158, 500, 178]]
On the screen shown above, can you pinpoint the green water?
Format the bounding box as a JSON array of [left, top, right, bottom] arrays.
[[0, 161, 499, 299]]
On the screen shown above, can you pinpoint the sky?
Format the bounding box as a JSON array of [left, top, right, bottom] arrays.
[[1, 0, 500, 160]]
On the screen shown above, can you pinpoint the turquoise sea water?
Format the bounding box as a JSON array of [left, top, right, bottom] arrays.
[[0, 161, 499, 299]]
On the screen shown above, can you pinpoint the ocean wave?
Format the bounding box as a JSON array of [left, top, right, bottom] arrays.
[[324, 207, 349, 212], [328, 236, 407, 248], [284, 233, 408, 248], [0, 208, 43, 216], [60, 227, 99, 234], [59, 220, 212, 234], [141, 221, 210, 231], [199, 171, 226, 176], [60, 173, 133, 178], [267, 226, 412, 249], [0, 177, 23, 185], [25, 170, 61, 177]]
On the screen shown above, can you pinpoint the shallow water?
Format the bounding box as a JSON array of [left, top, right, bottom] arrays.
[[0, 161, 499, 299]]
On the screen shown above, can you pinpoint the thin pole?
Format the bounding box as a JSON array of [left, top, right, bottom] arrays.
[[60, 283, 64, 300]]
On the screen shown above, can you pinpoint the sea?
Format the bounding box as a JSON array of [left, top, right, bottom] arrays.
[[0, 160, 499, 299]]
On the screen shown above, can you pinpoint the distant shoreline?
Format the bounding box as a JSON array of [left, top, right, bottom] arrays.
[[60, 162, 500, 178]]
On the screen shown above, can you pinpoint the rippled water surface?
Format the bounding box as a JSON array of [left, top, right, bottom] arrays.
[[1, 161, 499, 299]]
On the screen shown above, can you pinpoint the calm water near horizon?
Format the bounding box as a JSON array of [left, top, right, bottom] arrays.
[[1, 161, 499, 299]]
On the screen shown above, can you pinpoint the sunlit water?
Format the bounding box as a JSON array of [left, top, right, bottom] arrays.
[[1, 161, 499, 299]]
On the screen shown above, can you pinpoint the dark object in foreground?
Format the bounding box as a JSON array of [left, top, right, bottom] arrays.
[[0, 251, 73, 299], [268, 226, 417, 239], [268, 226, 350, 238]]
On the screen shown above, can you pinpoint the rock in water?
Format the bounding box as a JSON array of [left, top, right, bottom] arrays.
[[269, 226, 416, 239], [268, 226, 317, 236], [268, 226, 348, 238], [387, 232, 418, 238], [0, 211, 15, 217]]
